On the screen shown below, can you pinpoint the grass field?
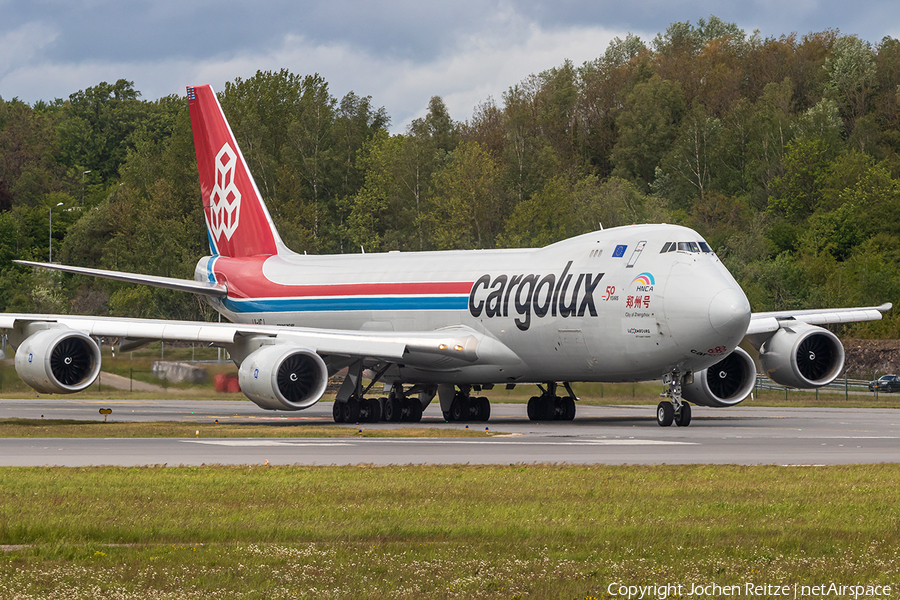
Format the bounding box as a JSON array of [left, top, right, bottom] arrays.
[[0, 464, 898, 599]]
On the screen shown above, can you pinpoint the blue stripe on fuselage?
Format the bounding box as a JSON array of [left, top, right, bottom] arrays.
[[223, 295, 469, 313]]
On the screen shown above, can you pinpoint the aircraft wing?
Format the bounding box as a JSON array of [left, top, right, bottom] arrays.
[[13, 260, 228, 298], [0, 314, 521, 367], [745, 303, 892, 337]]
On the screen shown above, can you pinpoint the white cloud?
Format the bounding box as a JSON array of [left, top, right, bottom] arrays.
[[179, 17, 632, 132], [0, 21, 58, 76]]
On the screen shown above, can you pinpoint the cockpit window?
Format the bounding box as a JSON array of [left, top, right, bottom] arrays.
[[699, 241, 713, 253], [660, 242, 672, 253], [688, 242, 700, 252], [677, 242, 692, 252]]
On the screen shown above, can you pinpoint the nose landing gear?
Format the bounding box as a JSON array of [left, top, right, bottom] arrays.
[[657, 371, 692, 427]]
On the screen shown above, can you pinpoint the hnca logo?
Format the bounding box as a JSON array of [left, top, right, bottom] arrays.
[[630, 272, 655, 292], [209, 144, 241, 240]]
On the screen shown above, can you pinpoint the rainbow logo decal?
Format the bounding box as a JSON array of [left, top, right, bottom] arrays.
[[630, 272, 655, 287]]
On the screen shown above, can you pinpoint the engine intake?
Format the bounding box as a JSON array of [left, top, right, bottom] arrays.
[[683, 347, 756, 407], [238, 344, 328, 410], [15, 328, 102, 393], [759, 322, 844, 388]]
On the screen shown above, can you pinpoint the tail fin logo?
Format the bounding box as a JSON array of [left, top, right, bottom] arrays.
[[209, 143, 241, 241]]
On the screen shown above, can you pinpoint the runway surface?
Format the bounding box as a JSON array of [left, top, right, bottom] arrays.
[[1, 398, 899, 466]]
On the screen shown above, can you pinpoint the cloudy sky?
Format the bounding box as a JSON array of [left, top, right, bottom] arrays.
[[2, 1, 899, 132]]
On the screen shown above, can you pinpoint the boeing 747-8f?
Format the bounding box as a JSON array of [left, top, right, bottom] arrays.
[[2, 85, 891, 427]]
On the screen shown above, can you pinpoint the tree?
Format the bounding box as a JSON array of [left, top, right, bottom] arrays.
[[662, 104, 722, 206], [824, 35, 877, 133], [768, 138, 833, 220], [57, 80, 148, 183], [611, 75, 685, 189], [422, 141, 501, 249]]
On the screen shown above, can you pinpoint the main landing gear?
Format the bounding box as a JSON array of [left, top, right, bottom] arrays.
[[657, 371, 692, 427], [332, 388, 425, 424], [526, 382, 577, 421], [332, 362, 426, 423], [442, 386, 491, 422]]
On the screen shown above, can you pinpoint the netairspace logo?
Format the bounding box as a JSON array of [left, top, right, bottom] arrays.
[[606, 581, 893, 599]]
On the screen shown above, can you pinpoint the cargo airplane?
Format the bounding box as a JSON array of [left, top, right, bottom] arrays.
[[1, 85, 891, 427]]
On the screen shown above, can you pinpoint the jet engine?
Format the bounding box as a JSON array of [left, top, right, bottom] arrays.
[[759, 322, 844, 388], [238, 344, 328, 410], [15, 328, 102, 393], [683, 347, 756, 407]]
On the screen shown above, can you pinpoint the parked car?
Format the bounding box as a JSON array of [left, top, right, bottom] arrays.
[[868, 374, 900, 392]]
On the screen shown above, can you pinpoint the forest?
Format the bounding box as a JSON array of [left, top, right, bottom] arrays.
[[0, 16, 898, 337]]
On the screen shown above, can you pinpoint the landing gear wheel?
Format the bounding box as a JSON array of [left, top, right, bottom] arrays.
[[563, 396, 576, 421], [346, 397, 361, 423], [450, 394, 468, 421], [527, 396, 540, 421], [656, 401, 674, 427], [476, 396, 491, 422], [541, 396, 557, 421], [384, 396, 401, 422], [675, 402, 692, 427], [407, 399, 423, 422], [333, 401, 345, 423], [366, 397, 382, 423]]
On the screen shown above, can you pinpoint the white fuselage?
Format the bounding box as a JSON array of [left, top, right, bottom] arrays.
[[198, 224, 752, 385]]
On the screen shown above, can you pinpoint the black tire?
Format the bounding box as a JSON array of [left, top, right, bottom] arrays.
[[384, 397, 401, 422], [541, 396, 556, 421], [657, 401, 674, 427], [408, 398, 423, 422], [527, 396, 539, 421], [553, 396, 564, 420], [563, 396, 576, 421], [477, 396, 491, 422], [367, 397, 382, 423], [333, 401, 345, 423], [346, 397, 361, 423], [450, 395, 467, 422], [675, 402, 692, 427]]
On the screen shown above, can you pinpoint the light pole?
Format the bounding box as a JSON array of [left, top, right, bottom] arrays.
[[49, 202, 63, 263], [81, 170, 91, 205]]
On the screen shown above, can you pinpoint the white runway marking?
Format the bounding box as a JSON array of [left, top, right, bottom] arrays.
[[184, 440, 353, 447], [181, 438, 696, 447]]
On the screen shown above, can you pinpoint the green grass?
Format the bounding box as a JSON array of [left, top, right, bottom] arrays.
[[0, 465, 898, 598], [0, 418, 499, 438]]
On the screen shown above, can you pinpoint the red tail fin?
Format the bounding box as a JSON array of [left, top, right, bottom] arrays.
[[187, 85, 285, 257]]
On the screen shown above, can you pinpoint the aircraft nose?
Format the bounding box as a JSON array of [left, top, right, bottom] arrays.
[[708, 287, 751, 339]]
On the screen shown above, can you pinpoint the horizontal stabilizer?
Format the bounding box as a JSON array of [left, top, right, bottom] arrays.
[[14, 260, 228, 298]]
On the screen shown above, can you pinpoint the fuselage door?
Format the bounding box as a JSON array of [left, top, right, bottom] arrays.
[[557, 329, 595, 372], [626, 241, 647, 268]]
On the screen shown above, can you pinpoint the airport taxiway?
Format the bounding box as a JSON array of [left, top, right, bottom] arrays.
[[0, 398, 898, 466]]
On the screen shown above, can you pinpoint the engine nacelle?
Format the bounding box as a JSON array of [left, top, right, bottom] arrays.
[[759, 322, 844, 388], [683, 346, 756, 407], [238, 344, 328, 410], [15, 328, 102, 394]]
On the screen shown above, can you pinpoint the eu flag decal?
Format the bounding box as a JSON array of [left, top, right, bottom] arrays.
[[613, 244, 627, 258]]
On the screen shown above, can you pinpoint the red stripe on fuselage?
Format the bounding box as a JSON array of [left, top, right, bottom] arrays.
[[211, 256, 473, 299]]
